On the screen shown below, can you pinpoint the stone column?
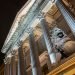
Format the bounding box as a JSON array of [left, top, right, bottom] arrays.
[[4, 64, 10, 75], [18, 45, 27, 75], [4, 64, 7, 75], [46, 55, 52, 71], [10, 56, 16, 75], [56, 0, 75, 36], [29, 30, 42, 75], [23, 49, 27, 75], [38, 14, 57, 64], [4, 57, 11, 75]]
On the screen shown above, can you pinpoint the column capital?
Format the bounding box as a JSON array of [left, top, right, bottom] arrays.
[[11, 50, 17, 56], [38, 11, 45, 20], [26, 27, 34, 34], [17, 40, 23, 48], [4, 57, 11, 64]]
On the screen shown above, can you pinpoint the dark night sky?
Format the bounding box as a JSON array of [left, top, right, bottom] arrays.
[[0, 0, 28, 63]]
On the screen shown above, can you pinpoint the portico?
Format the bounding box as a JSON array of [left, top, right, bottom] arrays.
[[1, 0, 75, 75]]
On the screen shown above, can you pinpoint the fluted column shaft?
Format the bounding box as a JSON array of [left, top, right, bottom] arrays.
[[56, 0, 75, 36], [4, 63, 10, 75], [18, 46, 26, 75], [39, 15, 56, 64], [29, 30, 42, 75], [10, 56, 16, 75]]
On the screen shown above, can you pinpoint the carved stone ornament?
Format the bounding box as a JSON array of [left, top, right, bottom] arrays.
[[4, 57, 11, 64], [50, 27, 70, 48]]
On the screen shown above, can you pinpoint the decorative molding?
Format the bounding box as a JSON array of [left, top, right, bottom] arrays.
[[25, 27, 34, 34], [47, 53, 75, 75], [11, 50, 17, 56], [4, 57, 11, 64], [1, 0, 52, 54]]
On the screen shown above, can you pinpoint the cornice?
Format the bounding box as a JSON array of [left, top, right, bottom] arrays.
[[1, 0, 52, 54], [2, 0, 32, 50]]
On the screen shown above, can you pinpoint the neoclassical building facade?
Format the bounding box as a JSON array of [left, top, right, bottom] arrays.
[[1, 0, 75, 75]]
